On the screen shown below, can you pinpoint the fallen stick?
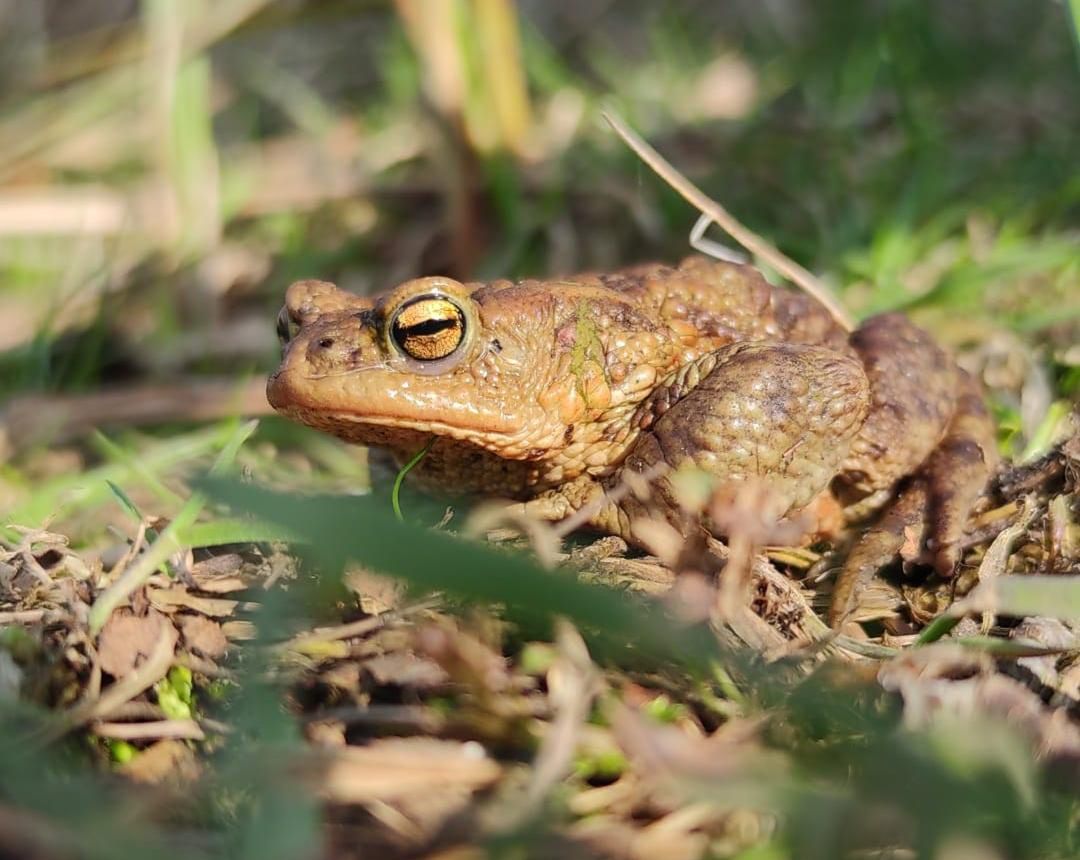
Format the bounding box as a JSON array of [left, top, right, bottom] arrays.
[[0, 376, 271, 460]]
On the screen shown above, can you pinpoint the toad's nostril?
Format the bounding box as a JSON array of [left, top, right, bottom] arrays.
[[317, 337, 335, 349]]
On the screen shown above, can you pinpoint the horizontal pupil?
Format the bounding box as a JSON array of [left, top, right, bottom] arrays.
[[397, 317, 459, 338]]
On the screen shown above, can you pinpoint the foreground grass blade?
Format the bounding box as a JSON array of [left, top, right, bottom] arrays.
[[919, 575, 1080, 645], [954, 575, 1080, 622], [199, 477, 730, 674], [179, 516, 305, 548], [1071, 0, 1080, 63]]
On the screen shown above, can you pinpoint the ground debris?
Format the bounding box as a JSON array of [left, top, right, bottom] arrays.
[[0, 435, 1076, 859]]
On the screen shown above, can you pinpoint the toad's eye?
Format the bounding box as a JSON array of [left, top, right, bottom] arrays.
[[390, 295, 466, 362]]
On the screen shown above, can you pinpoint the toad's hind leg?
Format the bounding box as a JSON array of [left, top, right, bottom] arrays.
[[829, 315, 997, 626], [922, 371, 999, 573]]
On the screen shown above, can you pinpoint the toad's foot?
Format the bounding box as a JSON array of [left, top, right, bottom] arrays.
[[828, 369, 997, 627]]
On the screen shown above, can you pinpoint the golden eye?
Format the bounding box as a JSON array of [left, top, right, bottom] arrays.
[[390, 295, 466, 362]]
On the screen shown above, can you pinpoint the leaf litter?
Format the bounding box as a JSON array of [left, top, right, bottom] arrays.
[[0, 422, 1077, 858]]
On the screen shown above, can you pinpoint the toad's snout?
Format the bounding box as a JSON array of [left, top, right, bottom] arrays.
[[293, 316, 381, 377], [267, 314, 384, 412]]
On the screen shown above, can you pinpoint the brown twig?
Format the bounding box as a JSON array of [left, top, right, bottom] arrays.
[[278, 598, 441, 654], [0, 376, 271, 461], [0, 609, 49, 625]]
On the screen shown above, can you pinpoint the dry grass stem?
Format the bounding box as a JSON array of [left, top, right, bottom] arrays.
[[91, 719, 206, 741], [602, 110, 855, 332]]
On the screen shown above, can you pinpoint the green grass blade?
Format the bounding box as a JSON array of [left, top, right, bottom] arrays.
[[210, 418, 261, 475], [391, 436, 436, 521], [180, 517, 306, 548], [1070, 0, 1080, 64], [963, 575, 1080, 622], [2, 427, 225, 535], [91, 430, 185, 509], [200, 476, 731, 675], [105, 479, 145, 523]]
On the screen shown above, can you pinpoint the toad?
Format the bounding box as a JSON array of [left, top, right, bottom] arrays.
[[268, 257, 997, 626]]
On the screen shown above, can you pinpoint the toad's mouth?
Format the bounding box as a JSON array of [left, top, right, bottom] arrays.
[[266, 364, 536, 455], [275, 403, 552, 465], [268, 377, 518, 428], [275, 403, 493, 440]]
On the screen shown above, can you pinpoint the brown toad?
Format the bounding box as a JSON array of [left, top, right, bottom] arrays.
[[268, 256, 997, 625]]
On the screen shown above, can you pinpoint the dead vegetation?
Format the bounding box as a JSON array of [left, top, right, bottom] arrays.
[[1, 429, 1078, 858]]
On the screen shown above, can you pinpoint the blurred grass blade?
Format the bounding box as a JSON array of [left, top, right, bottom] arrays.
[[210, 419, 260, 474], [954, 575, 1080, 622], [179, 517, 306, 548], [1070, 0, 1080, 63], [105, 479, 145, 524], [923, 575, 1080, 645], [950, 636, 1079, 658], [92, 430, 186, 509], [144, 0, 222, 259], [1020, 400, 1071, 462], [473, 0, 534, 158], [199, 477, 730, 674], [2, 426, 227, 535]]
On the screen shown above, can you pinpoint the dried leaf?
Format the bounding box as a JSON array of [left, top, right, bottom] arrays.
[[879, 645, 1080, 763], [1010, 616, 1079, 691], [415, 624, 510, 695], [899, 525, 923, 561], [612, 703, 776, 784], [974, 496, 1038, 631], [364, 653, 449, 689], [221, 620, 256, 640], [116, 739, 201, 784], [97, 609, 179, 679], [177, 613, 228, 659]]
